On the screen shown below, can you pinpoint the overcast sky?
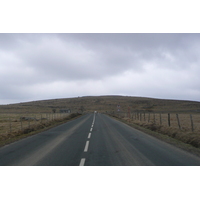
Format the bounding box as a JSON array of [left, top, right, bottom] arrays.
[[0, 33, 200, 104]]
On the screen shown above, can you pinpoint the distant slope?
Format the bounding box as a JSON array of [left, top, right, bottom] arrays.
[[0, 95, 200, 113]]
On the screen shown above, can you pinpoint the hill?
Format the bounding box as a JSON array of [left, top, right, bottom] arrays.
[[0, 95, 200, 114]]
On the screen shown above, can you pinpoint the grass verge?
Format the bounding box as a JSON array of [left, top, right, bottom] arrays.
[[0, 113, 82, 147], [109, 114, 200, 157]]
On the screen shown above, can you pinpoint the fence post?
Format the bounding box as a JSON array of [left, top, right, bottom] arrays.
[[160, 113, 162, 125], [9, 117, 12, 133], [168, 113, 171, 127], [20, 117, 23, 130], [148, 113, 150, 123], [190, 114, 194, 132], [176, 114, 181, 130], [144, 112, 146, 121], [153, 113, 155, 124]]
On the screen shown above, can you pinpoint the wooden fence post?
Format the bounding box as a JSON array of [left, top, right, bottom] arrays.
[[20, 117, 23, 130], [168, 113, 171, 127], [176, 114, 181, 130], [148, 113, 150, 123], [190, 114, 194, 132], [153, 113, 155, 124], [160, 113, 162, 125], [9, 117, 12, 133]]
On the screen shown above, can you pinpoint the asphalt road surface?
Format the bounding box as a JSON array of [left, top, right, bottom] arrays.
[[0, 113, 200, 166]]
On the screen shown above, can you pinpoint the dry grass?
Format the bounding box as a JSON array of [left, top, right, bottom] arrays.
[[140, 113, 200, 133], [0, 113, 69, 135], [114, 112, 200, 148], [1, 95, 200, 114], [0, 113, 81, 146], [1, 95, 200, 147]]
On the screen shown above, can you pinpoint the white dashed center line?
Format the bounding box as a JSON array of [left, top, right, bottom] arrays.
[[84, 141, 90, 152], [88, 132, 91, 139], [79, 112, 96, 166], [79, 158, 86, 166]]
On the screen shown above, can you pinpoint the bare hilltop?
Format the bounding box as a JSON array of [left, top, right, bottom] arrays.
[[0, 95, 200, 114]]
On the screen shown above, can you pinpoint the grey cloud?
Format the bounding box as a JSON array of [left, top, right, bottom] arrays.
[[14, 34, 140, 81], [0, 33, 200, 104], [63, 33, 200, 71]]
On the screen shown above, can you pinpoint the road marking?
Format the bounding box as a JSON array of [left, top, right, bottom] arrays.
[[80, 113, 96, 166], [79, 158, 86, 166], [92, 114, 96, 126], [84, 141, 90, 152]]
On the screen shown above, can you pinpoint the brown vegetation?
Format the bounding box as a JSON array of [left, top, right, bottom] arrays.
[[0, 113, 81, 146], [1, 95, 200, 114], [111, 111, 200, 149], [0, 95, 200, 148]]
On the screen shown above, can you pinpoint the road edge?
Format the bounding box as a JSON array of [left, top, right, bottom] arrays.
[[108, 114, 200, 157], [0, 113, 83, 148]]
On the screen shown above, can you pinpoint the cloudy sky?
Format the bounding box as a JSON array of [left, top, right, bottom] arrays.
[[0, 33, 200, 104]]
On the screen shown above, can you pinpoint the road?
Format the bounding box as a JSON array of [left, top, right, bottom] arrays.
[[0, 113, 200, 166]]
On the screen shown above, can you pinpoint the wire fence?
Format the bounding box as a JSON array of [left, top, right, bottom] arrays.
[[0, 113, 70, 136], [113, 111, 200, 133]]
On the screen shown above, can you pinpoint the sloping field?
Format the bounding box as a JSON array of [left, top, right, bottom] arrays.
[[0, 95, 200, 148], [1, 95, 200, 114]]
